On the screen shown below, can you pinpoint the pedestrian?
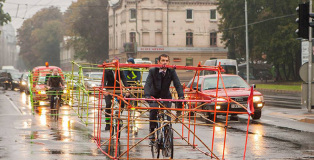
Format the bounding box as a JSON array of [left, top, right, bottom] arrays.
[[103, 58, 130, 130]]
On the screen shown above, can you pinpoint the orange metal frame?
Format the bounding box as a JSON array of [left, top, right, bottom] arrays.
[[91, 61, 253, 159]]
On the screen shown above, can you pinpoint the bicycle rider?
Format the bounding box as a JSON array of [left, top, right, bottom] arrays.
[[103, 58, 130, 130], [144, 54, 184, 140], [47, 68, 64, 109]]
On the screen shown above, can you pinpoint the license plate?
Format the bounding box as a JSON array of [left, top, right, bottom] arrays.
[[231, 104, 247, 108]]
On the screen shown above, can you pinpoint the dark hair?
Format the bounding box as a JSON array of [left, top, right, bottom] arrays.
[[158, 54, 170, 61]]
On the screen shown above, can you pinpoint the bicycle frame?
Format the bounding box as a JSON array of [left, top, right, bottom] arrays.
[[152, 102, 174, 159]]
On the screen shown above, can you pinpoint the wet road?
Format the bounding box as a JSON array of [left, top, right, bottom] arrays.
[[0, 89, 313, 159]]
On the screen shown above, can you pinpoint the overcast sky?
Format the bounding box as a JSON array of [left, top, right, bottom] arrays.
[[3, 0, 77, 33]]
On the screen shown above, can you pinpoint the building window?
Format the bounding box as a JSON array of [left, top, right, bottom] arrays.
[[186, 32, 193, 46], [130, 9, 136, 20], [155, 32, 163, 46], [186, 58, 193, 66], [130, 32, 136, 42], [186, 9, 193, 20], [210, 32, 217, 46], [210, 9, 217, 20], [142, 32, 150, 46]]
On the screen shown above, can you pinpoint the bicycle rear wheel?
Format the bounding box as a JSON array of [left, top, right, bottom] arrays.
[[163, 125, 174, 158]]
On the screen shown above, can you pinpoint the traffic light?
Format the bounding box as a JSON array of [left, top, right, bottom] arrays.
[[296, 2, 309, 39]]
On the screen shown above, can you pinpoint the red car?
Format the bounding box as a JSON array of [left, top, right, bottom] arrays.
[[185, 74, 264, 120]]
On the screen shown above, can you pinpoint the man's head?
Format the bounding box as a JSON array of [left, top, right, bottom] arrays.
[[127, 58, 135, 64], [158, 54, 170, 67], [52, 68, 59, 76]]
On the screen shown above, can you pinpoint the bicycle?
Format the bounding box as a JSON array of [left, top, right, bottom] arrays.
[[150, 102, 174, 159], [49, 87, 63, 119]]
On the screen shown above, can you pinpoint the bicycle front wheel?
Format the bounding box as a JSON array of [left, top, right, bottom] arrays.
[[151, 128, 160, 158], [163, 125, 173, 158]]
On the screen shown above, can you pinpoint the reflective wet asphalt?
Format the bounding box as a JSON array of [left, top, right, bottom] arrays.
[[0, 89, 313, 159]]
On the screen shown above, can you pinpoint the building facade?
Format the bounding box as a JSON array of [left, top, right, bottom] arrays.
[[60, 37, 87, 71], [0, 24, 18, 69], [108, 0, 227, 65]]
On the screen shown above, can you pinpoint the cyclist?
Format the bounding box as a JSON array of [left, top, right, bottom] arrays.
[[47, 68, 64, 110], [103, 58, 130, 130], [144, 54, 184, 140]]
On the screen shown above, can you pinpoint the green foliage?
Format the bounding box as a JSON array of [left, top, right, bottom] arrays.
[[0, 0, 11, 28], [17, 7, 63, 69], [218, 0, 300, 81], [64, 0, 108, 63], [256, 83, 301, 91]]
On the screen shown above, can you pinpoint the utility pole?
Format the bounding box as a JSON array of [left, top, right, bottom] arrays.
[[245, 0, 249, 83], [308, 0, 312, 112]]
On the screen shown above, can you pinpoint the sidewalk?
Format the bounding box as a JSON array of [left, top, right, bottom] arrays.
[[269, 107, 314, 124]]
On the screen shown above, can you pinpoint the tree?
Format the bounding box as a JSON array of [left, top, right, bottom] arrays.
[[218, 0, 300, 81], [0, 0, 11, 32], [64, 0, 109, 63], [17, 7, 63, 69]]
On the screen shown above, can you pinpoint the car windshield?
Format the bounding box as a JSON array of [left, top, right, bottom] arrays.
[[222, 65, 237, 74], [90, 74, 103, 80], [187, 77, 203, 89], [11, 73, 22, 79], [37, 76, 46, 85], [203, 76, 249, 90]]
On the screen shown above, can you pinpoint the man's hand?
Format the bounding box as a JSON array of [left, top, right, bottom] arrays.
[[177, 97, 185, 108], [142, 95, 151, 104]]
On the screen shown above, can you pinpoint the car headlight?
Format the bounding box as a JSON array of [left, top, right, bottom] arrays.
[[214, 98, 226, 104], [253, 96, 263, 102], [13, 80, 18, 83], [21, 81, 27, 85], [38, 90, 46, 94]]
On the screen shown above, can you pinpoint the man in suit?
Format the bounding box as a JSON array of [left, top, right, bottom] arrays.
[[103, 58, 130, 130], [144, 54, 184, 140]]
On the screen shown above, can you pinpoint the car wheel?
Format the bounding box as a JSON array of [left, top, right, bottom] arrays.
[[11, 85, 14, 90], [230, 115, 239, 121], [4, 84, 8, 90], [251, 110, 262, 119], [208, 113, 217, 121]]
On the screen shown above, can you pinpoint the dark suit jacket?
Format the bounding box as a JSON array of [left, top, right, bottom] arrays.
[[144, 67, 184, 99], [103, 69, 128, 88]]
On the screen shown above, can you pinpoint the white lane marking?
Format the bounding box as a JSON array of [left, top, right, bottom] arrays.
[[5, 96, 23, 115]]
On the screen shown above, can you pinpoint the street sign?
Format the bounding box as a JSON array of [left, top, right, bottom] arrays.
[[299, 62, 314, 82], [302, 41, 309, 65]]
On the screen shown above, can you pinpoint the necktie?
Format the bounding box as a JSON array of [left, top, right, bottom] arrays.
[[161, 71, 166, 77]]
